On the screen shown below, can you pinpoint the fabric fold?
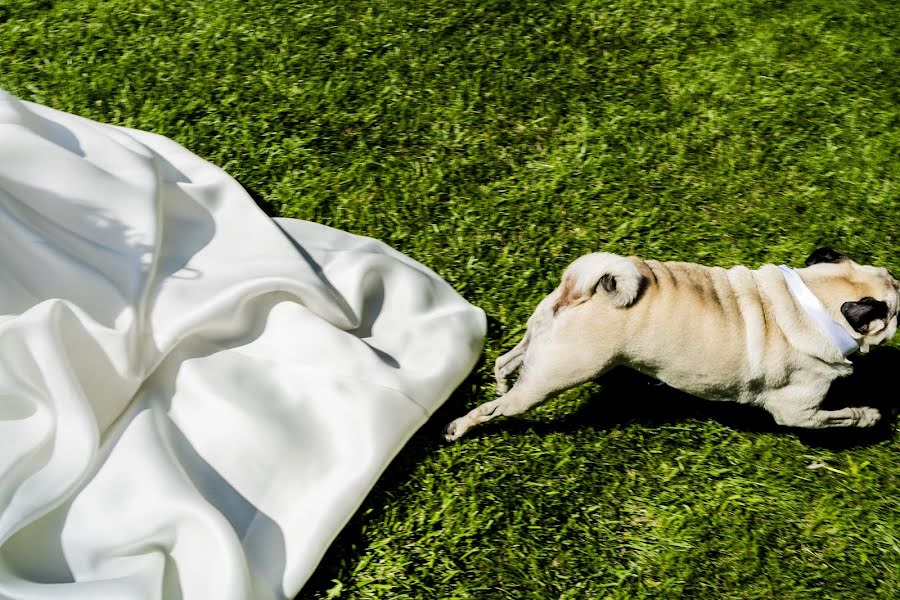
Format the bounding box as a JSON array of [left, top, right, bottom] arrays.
[[0, 89, 485, 599]]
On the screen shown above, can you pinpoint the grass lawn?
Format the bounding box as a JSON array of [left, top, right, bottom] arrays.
[[2, 0, 899, 597]]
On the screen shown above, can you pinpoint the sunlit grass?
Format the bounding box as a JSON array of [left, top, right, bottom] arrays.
[[2, 0, 898, 597]]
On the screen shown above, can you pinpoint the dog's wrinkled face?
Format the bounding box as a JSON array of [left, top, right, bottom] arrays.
[[802, 247, 900, 352]]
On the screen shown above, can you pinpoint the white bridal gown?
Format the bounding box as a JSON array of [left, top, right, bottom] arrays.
[[0, 89, 485, 600]]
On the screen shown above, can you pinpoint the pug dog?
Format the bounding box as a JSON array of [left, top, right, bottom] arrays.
[[444, 248, 900, 441]]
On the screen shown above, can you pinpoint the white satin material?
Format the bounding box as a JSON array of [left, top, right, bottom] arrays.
[[0, 89, 485, 599]]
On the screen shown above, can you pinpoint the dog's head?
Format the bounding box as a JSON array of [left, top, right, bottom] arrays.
[[802, 247, 900, 353]]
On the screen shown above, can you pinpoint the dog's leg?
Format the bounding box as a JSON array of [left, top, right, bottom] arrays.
[[764, 387, 881, 428], [771, 405, 882, 428], [443, 379, 563, 442], [494, 331, 529, 395], [446, 329, 614, 441], [450, 254, 641, 441], [494, 290, 560, 395]]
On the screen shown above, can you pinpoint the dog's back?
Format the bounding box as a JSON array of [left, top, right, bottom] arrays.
[[552, 255, 782, 401]]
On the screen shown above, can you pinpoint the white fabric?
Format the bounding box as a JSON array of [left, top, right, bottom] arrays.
[[0, 89, 485, 599], [777, 265, 858, 356]]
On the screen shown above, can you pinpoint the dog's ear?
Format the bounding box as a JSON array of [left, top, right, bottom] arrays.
[[841, 297, 888, 334], [598, 273, 617, 293], [805, 247, 849, 266]]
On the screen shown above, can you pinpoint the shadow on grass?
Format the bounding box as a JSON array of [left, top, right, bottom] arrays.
[[479, 345, 900, 450], [299, 346, 899, 597], [241, 182, 279, 217]]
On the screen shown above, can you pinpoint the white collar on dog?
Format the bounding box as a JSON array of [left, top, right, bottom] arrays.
[[778, 265, 859, 357]]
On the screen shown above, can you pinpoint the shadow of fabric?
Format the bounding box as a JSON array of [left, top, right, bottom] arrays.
[[8, 98, 86, 158], [0, 147, 216, 326], [274, 220, 400, 368]]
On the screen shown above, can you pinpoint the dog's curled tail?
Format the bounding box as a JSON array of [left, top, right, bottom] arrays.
[[552, 253, 643, 314]]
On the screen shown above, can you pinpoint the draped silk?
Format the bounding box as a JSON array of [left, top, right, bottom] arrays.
[[0, 90, 485, 600]]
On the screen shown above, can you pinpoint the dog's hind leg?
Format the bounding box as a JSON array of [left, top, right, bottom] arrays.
[[442, 386, 541, 442], [493, 289, 560, 395], [446, 323, 616, 441], [449, 253, 639, 441], [494, 332, 529, 395]]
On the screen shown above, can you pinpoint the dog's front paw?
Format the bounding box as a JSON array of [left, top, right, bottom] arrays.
[[855, 407, 881, 428], [443, 417, 468, 442]]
